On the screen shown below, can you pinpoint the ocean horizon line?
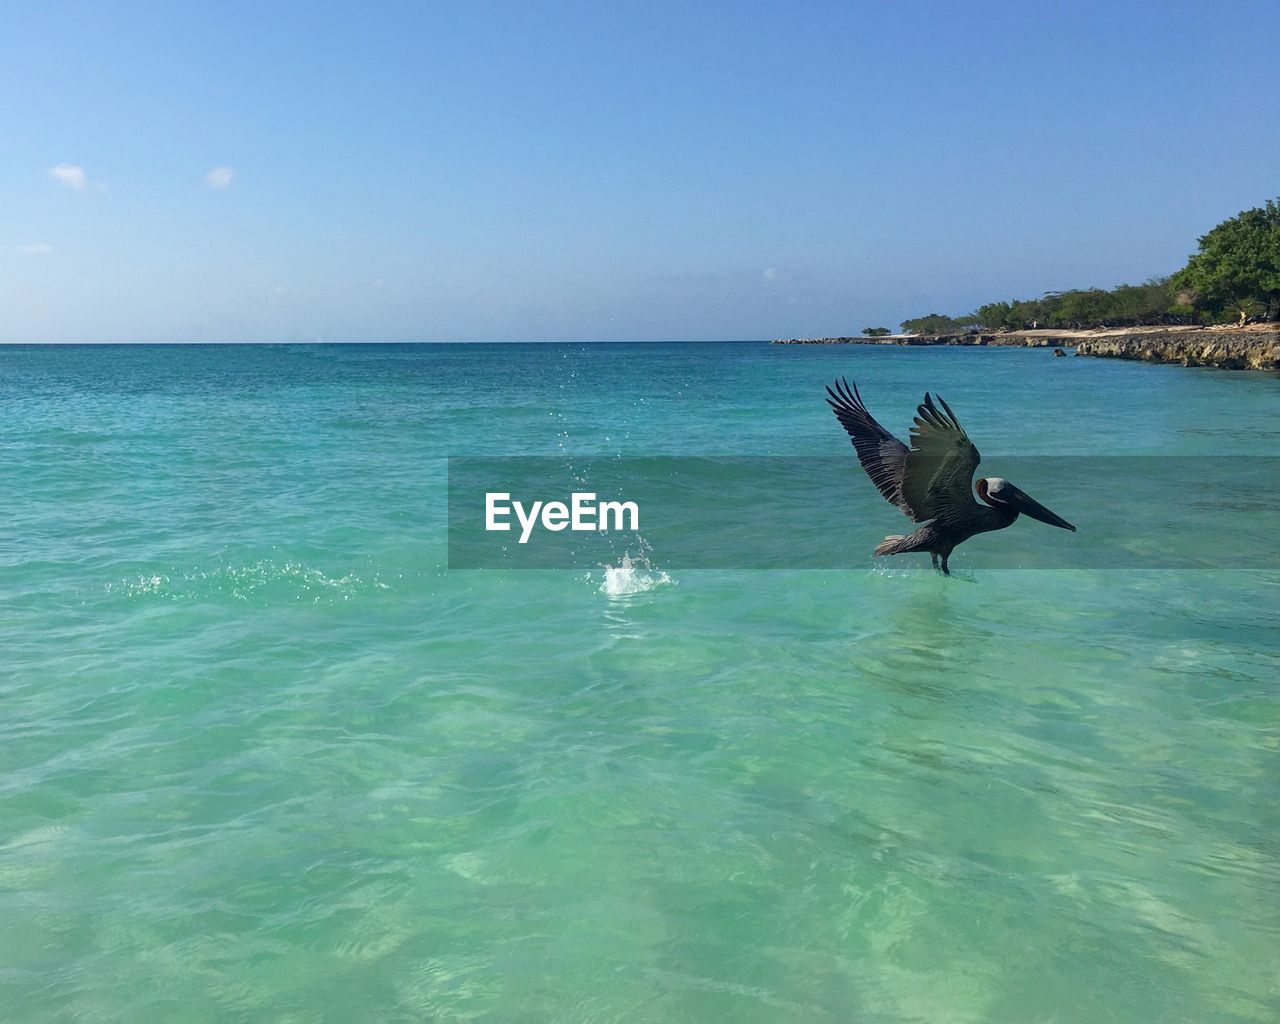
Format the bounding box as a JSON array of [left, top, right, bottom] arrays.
[[0, 337, 775, 347]]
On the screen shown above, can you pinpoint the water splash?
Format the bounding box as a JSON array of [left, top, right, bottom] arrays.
[[598, 552, 673, 597]]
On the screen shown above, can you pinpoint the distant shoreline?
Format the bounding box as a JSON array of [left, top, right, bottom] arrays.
[[773, 325, 1280, 371]]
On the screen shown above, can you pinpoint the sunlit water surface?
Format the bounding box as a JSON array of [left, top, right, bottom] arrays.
[[1, 342, 1277, 1022]]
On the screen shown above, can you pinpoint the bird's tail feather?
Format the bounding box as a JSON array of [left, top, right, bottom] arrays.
[[874, 534, 920, 556]]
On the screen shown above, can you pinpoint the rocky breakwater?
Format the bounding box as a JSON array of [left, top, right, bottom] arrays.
[[1073, 329, 1280, 371]]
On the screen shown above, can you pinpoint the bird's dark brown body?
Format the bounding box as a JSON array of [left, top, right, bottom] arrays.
[[875, 504, 1018, 565], [825, 378, 1076, 574]]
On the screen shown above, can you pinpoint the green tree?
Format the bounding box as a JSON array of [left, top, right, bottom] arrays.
[[900, 313, 961, 335], [1108, 278, 1175, 325], [893, 197, 1276, 333], [1051, 289, 1116, 329], [1173, 198, 1280, 321], [861, 326, 892, 336], [975, 301, 1013, 331], [1008, 298, 1047, 329]]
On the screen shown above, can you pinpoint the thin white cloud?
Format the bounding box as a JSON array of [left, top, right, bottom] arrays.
[[50, 164, 87, 189], [49, 163, 107, 191], [205, 165, 235, 190], [273, 284, 287, 296], [15, 243, 54, 254], [762, 266, 779, 282]]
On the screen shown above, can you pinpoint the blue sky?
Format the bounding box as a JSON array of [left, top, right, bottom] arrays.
[[3, 0, 1277, 342]]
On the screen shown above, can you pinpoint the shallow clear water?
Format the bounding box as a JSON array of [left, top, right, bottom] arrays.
[[1, 342, 1277, 1023]]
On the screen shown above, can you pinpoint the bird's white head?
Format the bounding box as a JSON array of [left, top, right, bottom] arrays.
[[976, 477, 1008, 506], [977, 477, 1076, 531]]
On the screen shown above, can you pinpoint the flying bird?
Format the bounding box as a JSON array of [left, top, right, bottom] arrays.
[[826, 378, 1076, 574]]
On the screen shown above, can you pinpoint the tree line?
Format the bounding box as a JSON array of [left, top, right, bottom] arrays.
[[891, 197, 1280, 335]]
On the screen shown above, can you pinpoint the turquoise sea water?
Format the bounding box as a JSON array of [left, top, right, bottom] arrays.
[[2, 342, 1277, 1023]]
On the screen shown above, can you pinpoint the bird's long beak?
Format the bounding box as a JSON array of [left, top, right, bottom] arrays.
[[1007, 485, 1076, 532]]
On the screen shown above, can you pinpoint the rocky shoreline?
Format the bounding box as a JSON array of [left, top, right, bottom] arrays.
[[1072, 331, 1280, 371], [773, 327, 1280, 371]]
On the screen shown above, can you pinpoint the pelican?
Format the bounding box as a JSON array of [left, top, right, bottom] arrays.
[[826, 378, 1076, 575]]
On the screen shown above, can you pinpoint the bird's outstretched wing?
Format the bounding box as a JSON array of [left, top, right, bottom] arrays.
[[826, 377, 912, 517], [899, 392, 981, 523]]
